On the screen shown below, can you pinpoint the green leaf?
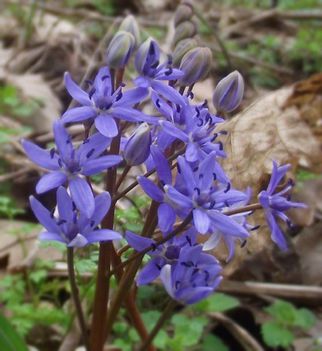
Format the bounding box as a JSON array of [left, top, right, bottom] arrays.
[[141, 311, 162, 332], [172, 315, 208, 347], [294, 308, 316, 330], [113, 338, 131, 351], [194, 293, 239, 313], [265, 299, 297, 326], [202, 334, 229, 351], [0, 313, 28, 351], [261, 321, 294, 348], [75, 258, 97, 274], [154, 329, 168, 349]]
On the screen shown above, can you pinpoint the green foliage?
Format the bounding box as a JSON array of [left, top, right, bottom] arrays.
[[0, 260, 70, 338], [297, 169, 322, 182], [0, 195, 24, 219], [92, 0, 116, 16], [0, 84, 39, 119], [168, 314, 208, 350], [289, 27, 322, 74], [202, 334, 229, 351], [261, 299, 316, 349], [115, 195, 150, 232], [193, 292, 240, 313], [262, 321, 294, 348], [0, 313, 28, 351]]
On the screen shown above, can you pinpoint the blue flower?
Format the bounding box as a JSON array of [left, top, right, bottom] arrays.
[[62, 67, 154, 137], [125, 228, 197, 285], [138, 148, 249, 239], [30, 187, 121, 247], [152, 93, 225, 161], [160, 245, 222, 304], [258, 161, 306, 250], [134, 39, 185, 105], [22, 122, 122, 217], [203, 189, 253, 261]]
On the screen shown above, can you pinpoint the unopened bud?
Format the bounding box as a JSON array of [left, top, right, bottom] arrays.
[[135, 38, 160, 75], [174, 4, 194, 27], [106, 31, 135, 69], [119, 15, 141, 47], [172, 21, 197, 47], [212, 70, 244, 113], [173, 38, 198, 67], [124, 123, 151, 166], [178, 47, 212, 86]]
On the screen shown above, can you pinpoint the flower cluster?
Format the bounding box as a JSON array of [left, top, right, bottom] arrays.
[[23, 12, 304, 307]]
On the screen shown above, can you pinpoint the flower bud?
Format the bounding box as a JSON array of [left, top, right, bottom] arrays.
[[173, 38, 198, 67], [119, 15, 141, 47], [106, 31, 135, 69], [172, 21, 197, 48], [212, 70, 244, 113], [174, 4, 193, 27], [135, 38, 160, 75], [178, 47, 212, 86], [124, 123, 151, 166]]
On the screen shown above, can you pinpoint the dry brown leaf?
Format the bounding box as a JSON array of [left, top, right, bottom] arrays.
[[0, 220, 62, 272], [217, 86, 321, 193], [6, 73, 61, 133], [215, 79, 322, 277], [293, 222, 322, 285]]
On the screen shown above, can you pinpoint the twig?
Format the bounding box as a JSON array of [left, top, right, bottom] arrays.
[[109, 213, 193, 277], [209, 312, 264, 351], [113, 147, 185, 203], [218, 281, 322, 303]]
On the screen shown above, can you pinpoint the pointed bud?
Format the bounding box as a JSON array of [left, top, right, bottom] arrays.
[[174, 4, 194, 27], [212, 70, 244, 113], [172, 21, 197, 47], [173, 38, 198, 67], [135, 38, 160, 75], [124, 123, 151, 166], [178, 47, 212, 86], [119, 15, 141, 47], [106, 31, 135, 69]]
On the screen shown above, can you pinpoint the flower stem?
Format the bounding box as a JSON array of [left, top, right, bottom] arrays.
[[67, 247, 90, 351], [108, 212, 193, 278], [104, 201, 159, 339], [90, 68, 124, 351], [115, 165, 131, 191], [113, 146, 185, 203], [139, 299, 177, 351], [110, 250, 156, 351]]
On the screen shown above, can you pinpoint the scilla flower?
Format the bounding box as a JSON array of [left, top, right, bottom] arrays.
[[22, 122, 122, 217], [160, 245, 222, 304], [62, 67, 154, 137], [258, 161, 306, 250], [30, 187, 121, 247]]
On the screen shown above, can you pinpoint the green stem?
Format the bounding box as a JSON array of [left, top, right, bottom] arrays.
[[67, 248, 90, 351]]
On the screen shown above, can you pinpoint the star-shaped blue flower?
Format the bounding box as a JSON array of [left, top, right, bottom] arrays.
[[62, 67, 155, 137], [258, 161, 306, 250], [22, 122, 122, 217], [30, 187, 121, 247]]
